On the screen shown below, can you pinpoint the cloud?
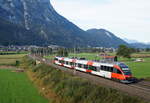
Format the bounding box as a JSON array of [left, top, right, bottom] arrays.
[[51, 0, 150, 43]]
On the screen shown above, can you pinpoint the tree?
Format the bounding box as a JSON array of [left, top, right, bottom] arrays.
[[114, 56, 118, 62], [145, 48, 150, 52], [64, 49, 68, 57], [117, 45, 133, 58], [57, 48, 69, 57]]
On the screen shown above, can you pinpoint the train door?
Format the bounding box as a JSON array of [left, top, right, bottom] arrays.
[[100, 66, 111, 79], [91, 66, 101, 76], [112, 68, 124, 80]]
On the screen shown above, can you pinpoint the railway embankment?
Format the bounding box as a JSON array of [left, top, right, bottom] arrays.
[[20, 56, 148, 103]]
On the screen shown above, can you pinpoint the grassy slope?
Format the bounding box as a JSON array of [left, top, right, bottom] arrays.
[[21, 57, 146, 103], [0, 69, 48, 103]]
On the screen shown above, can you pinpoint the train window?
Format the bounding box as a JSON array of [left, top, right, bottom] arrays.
[[107, 67, 113, 72], [110, 67, 113, 72], [84, 65, 88, 69], [113, 68, 118, 73], [101, 66, 104, 70], [70, 62, 73, 66], [103, 66, 106, 71], [65, 61, 69, 65], [117, 70, 122, 74], [93, 66, 97, 71], [106, 66, 109, 71], [89, 66, 97, 71], [96, 67, 101, 71], [104, 66, 107, 71], [107, 67, 110, 72], [123, 71, 131, 75], [62, 60, 65, 64], [75, 63, 77, 67], [88, 65, 92, 70], [54, 58, 58, 61], [113, 68, 122, 74], [59, 60, 64, 63], [78, 64, 82, 68]]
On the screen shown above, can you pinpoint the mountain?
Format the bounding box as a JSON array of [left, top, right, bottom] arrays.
[[123, 38, 139, 44], [123, 38, 150, 48], [0, 0, 128, 47], [129, 42, 150, 48], [86, 29, 128, 47], [130, 43, 150, 48], [0, 17, 47, 46], [0, 0, 90, 47]]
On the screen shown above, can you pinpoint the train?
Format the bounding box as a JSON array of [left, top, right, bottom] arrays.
[[54, 56, 135, 83]]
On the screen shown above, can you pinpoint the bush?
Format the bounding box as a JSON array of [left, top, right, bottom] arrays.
[[15, 60, 20, 66]]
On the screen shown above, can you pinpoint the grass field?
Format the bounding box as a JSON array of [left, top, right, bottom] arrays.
[[69, 53, 100, 60], [131, 52, 150, 58], [0, 54, 26, 65], [0, 51, 29, 54], [126, 61, 150, 78], [0, 69, 48, 103]]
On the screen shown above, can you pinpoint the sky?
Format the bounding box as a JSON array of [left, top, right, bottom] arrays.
[[51, 0, 150, 43]]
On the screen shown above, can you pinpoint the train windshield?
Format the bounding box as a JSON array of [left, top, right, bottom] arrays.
[[119, 63, 132, 75], [123, 71, 132, 75], [119, 63, 129, 70], [119, 63, 128, 68]]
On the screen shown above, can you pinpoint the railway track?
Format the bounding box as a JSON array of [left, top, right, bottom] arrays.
[[129, 84, 150, 92], [29, 55, 150, 102], [136, 81, 150, 88], [131, 81, 150, 91]]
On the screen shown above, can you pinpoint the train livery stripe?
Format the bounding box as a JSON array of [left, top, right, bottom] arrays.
[[111, 73, 125, 80], [113, 65, 121, 70], [75, 67, 86, 72], [91, 70, 111, 78], [91, 71, 102, 76], [87, 61, 93, 66], [72, 59, 76, 63], [86, 69, 92, 73], [64, 64, 72, 68]]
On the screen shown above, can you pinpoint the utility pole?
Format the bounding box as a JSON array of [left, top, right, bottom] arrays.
[[73, 45, 76, 75]]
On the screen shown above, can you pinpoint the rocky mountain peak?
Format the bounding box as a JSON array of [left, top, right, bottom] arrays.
[[0, 0, 128, 47], [0, 0, 56, 30]]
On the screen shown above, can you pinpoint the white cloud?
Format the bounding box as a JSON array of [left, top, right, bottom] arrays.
[[51, 0, 150, 43]]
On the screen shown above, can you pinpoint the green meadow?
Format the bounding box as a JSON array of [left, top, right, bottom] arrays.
[[0, 69, 48, 103], [0, 53, 48, 103], [126, 60, 150, 78]]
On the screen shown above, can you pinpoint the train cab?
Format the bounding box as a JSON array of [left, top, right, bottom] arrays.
[[118, 63, 135, 83]]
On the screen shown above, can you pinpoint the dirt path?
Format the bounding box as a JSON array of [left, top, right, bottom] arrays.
[[0, 66, 17, 69]]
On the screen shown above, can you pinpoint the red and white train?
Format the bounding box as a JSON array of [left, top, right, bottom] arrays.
[[54, 56, 135, 83]]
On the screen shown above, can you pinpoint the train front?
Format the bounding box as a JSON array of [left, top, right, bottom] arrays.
[[119, 63, 137, 83]]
